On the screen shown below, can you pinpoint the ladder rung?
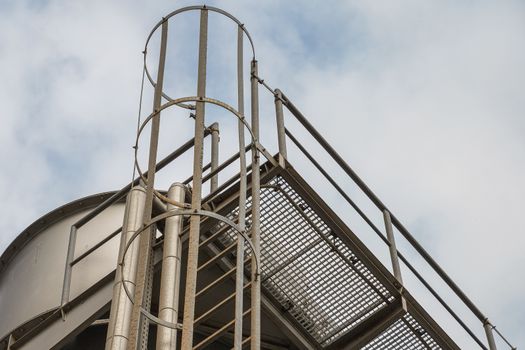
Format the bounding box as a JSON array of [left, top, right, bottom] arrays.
[[194, 282, 251, 325], [199, 222, 233, 248], [193, 309, 251, 350], [230, 336, 251, 350], [197, 241, 237, 272], [195, 257, 250, 298]]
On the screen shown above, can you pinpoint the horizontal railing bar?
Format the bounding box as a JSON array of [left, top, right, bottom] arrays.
[[285, 128, 387, 242], [201, 145, 251, 185], [74, 128, 212, 229], [184, 144, 251, 186], [286, 126, 488, 349], [71, 227, 122, 266], [280, 92, 488, 323], [183, 162, 212, 185]]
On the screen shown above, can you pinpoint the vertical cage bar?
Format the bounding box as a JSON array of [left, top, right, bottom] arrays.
[[383, 209, 403, 285], [274, 88, 287, 166], [106, 186, 146, 350], [234, 24, 246, 350], [128, 18, 169, 350], [156, 183, 185, 349], [250, 59, 261, 350], [210, 122, 220, 193], [180, 8, 208, 350]]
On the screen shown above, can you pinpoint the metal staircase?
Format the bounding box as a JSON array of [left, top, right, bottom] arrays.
[[0, 5, 517, 350]]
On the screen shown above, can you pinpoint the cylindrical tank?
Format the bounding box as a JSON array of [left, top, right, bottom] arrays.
[[0, 192, 126, 345]]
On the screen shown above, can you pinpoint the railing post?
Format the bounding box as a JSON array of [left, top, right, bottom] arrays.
[[484, 320, 498, 350], [210, 122, 219, 193], [274, 88, 287, 167], [383, 209, 403, 286]]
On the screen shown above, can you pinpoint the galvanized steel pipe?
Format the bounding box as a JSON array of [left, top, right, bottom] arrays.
[[156, 183, 185, 349], [106, 186, 146, 350]]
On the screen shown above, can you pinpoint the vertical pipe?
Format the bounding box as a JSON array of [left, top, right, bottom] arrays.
[[106, 186, 146, 350], [210, 122, 220, 193], [484, 321, 498, 350], [383, 209, 403, 285], [274, 88, 287, 167], [128, 19, 169, 350], [180, 9, 208, 350], [156, 183, 185, 350], [60, 225, 77, 307], [234, 25, 246, 350], [250, 59, 261, 350]]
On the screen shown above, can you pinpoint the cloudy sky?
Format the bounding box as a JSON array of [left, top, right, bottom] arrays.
[[0, 0, 523, 348]]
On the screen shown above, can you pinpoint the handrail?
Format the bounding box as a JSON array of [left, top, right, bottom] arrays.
[[280, 92, 487, 319], [278, 91, 516, 349], [60, 128, 212, 306], [285, 127, 488, 349]]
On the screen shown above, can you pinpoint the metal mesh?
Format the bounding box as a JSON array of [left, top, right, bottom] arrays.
[[362, 314, 442, 350], [211, 175, 447, 348], [215, 176, 392, 345]]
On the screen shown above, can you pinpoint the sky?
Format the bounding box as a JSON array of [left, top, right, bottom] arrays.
[[0, 0, 524, 348]]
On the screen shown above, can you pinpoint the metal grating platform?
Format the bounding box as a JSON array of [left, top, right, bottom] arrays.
[[210, 163, 459, 349], [362, 314, 441, 350], [258, 176, 393, 346]]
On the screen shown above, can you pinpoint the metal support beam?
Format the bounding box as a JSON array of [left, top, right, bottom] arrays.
[[250, 59, 261, 350], [484, 320, 498, 350], [156, 184, 185, 349], [234, 24, 247, 350], [128, 18, 168, 350], [274, 88, 287, 167], [210, 122, 220, 193], [383, 209, 403, 285], [180, 8, 208, 350], [106, 186, 146, 350]]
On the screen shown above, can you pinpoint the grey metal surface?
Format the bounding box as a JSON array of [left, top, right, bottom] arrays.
[[362, 314, 442, 350], [234, 23, 247, 350], [106, 187, 146, 350], [1, 4, 514, 350], [0, 196, 125, 341], [213, 166, 460, 349], [181, 9, 208, 350], [156, 184, 185, 349], [250, 59, 262, 350]]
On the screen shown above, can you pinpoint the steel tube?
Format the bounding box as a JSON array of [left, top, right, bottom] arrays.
[[156, 183, 185, 349], [484, 321, 498, 350], [210, 122, 219, 193], [280, 92, 488, 323], [250, 59, 261, 350], [181, 9, 208, 350], [106, 186, 146, 350], [383, 210, 403, 285], [274, 89, 287, 166], [234, 24, 246, 350]]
